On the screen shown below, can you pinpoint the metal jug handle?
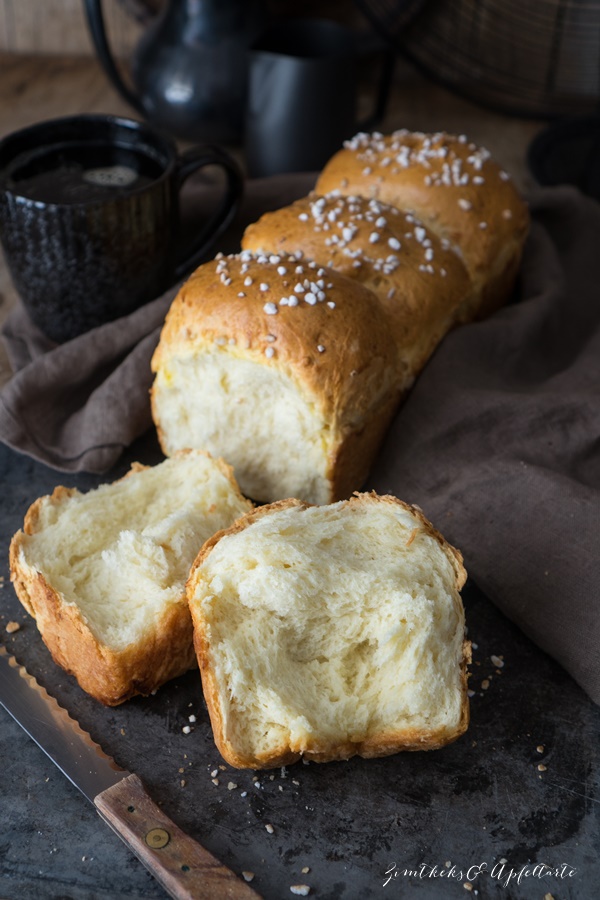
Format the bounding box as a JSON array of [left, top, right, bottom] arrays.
[[172, 145, 244, 281], [357, 48, 396, 133], [83, 0, 145, 116]]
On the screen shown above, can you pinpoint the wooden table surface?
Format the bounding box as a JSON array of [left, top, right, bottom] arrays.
[[0, 51, 545, 390]]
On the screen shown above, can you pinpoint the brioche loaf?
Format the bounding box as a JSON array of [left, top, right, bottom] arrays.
[[151, 129, 529, 506], [151, 252, 401, 505], [316, 130, 530, 320], [9, 451, 252, 705], [187, 492, 470, 769], [242, 192, 472, 384]]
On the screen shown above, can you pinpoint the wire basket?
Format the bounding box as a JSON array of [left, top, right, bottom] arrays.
[[356, 0, 600, 118]]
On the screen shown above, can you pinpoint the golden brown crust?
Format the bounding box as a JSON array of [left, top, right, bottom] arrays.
[[315, 130, 529, 317], [8, 451, 248, 706], [9, 550, 196, 706], [188, 492, 469, 768], [151, 252, 400, 428], [328, 393, 404, 501], [242, 193, 473, 378]]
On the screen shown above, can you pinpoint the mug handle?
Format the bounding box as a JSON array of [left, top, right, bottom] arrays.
[[173, 145, 244, 281]]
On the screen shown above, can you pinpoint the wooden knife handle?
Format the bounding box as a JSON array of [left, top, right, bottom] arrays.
[[95, 773, 261, 900]]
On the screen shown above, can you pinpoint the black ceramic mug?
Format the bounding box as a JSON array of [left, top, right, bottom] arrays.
[[245, 18, 393, 177], [0, 114, 243, 343]]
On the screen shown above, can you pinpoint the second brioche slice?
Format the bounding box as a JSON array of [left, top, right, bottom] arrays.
[[9, 450, 252, 705], [187, 493, 470, 769]]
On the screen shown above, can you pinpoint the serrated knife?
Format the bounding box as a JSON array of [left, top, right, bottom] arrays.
[[0, 646, 261, 900]]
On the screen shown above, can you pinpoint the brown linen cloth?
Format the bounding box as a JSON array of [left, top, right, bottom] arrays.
[[1, 179, 599, 705], [369, 185, 600, 705]]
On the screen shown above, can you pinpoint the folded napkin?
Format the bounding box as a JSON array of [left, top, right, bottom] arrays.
[[1, 180, 598, 706]]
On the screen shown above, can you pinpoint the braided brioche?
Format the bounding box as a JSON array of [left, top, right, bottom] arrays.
[[316, 130, 529, 320], [242, 192, 472, 384], [152, 130, 529, 504]]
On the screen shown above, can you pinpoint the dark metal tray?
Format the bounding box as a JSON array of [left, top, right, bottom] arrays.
[[1, 435, 598, 900]]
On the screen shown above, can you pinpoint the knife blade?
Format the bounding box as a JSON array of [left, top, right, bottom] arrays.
[[0, 646, 261, 900]]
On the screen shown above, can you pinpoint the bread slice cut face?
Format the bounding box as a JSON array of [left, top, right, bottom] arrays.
[[9, 451, 252, 705], [187, 493, 470, 768]]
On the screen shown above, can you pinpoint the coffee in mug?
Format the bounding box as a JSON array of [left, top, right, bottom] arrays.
[[0, 114, 243, 343]]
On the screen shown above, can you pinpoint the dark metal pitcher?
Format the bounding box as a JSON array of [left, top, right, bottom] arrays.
[[83, 0, 266, 143]]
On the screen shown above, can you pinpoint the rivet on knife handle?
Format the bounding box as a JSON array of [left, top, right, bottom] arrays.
[[95, 773, 262, 900]]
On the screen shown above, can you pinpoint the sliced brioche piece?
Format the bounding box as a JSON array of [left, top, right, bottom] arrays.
[[242, 192, 472, 385], [151, 252, 401, 505], [316, 130, 530, 321], [9, 451, 252, 705], [187, 493, 470, 769]]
